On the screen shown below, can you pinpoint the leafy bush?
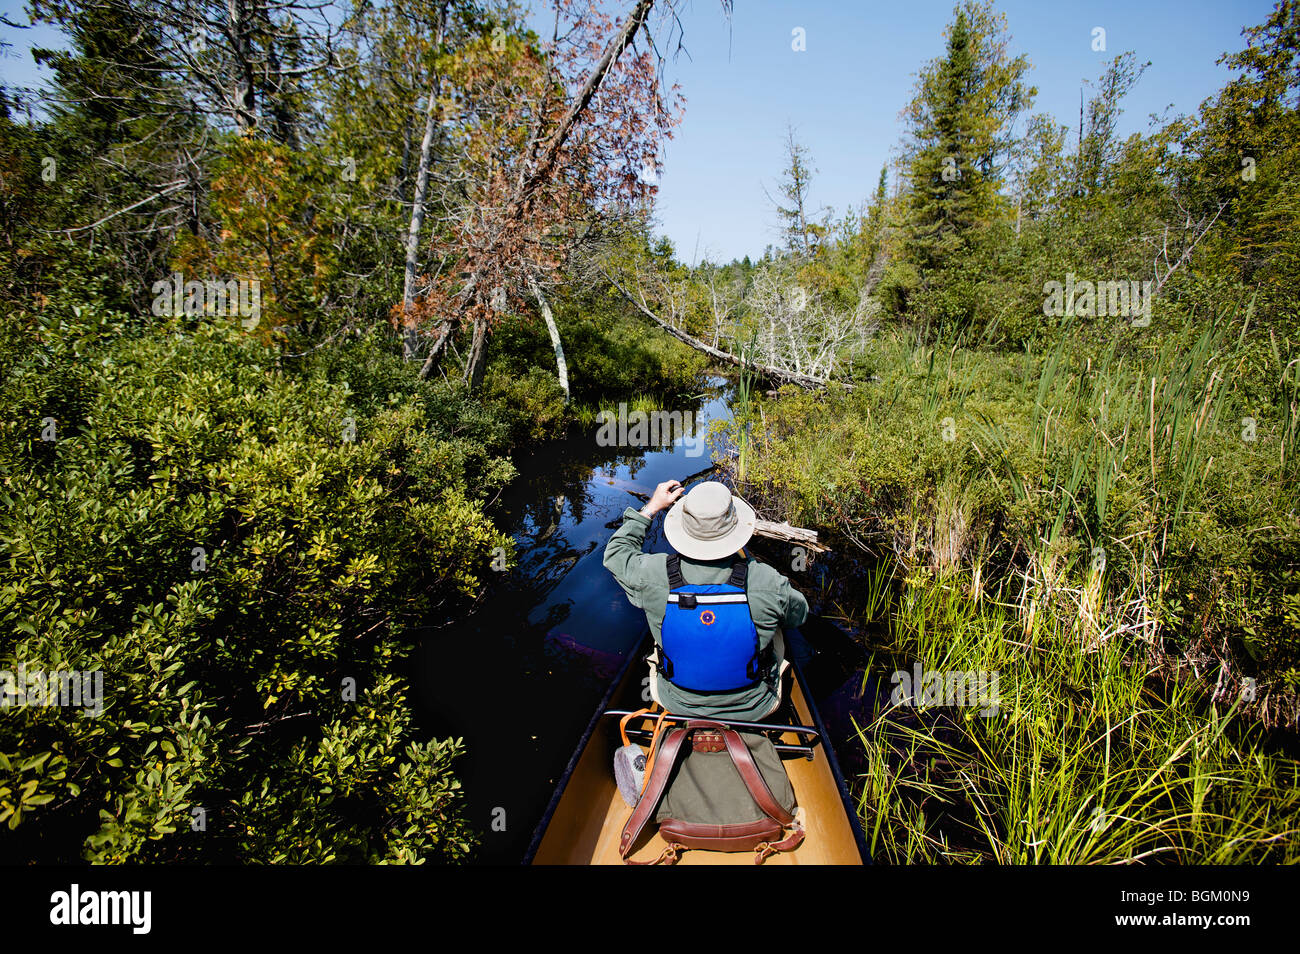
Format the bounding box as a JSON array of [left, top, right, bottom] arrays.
[[482, 367, 570, 443], [0, 305, 512, 862], [876, 262, 920, 317]]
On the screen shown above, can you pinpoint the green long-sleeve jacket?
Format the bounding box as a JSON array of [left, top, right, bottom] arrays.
[[603, 506, 810, 720]]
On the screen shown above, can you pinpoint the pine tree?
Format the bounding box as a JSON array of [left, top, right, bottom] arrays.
[[901, 2, 1032, 270], [769, 124, 828, 256], [1175, 0, 1300, 301]]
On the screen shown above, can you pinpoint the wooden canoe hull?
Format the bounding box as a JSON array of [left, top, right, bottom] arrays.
[[526, 634, 868, 865]]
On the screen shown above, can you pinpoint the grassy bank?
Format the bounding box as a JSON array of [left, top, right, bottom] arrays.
[[855, 578, 1299, 863], [721, 312, 1300, 862]]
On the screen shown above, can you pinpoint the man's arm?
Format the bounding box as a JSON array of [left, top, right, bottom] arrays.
[[603, 508, 653, 608], [602, 480, 684, 610], [778, 575, 810, 629]]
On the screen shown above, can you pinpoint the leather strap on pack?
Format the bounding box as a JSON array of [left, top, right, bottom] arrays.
[[624, 844, 684, 866], [713, 722, 795, 826], [754, 825, 805, 864], [618, 726, 689, 861]]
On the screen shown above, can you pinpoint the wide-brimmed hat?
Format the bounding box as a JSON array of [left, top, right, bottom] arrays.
[[663, 481, 756, 561]]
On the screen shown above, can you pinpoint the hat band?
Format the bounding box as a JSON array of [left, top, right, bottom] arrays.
[[682, 500, 738, 540]]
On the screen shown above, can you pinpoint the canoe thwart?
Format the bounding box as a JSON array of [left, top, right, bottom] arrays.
[[603, 709, 822, 761], [621, 727, 817, 760]]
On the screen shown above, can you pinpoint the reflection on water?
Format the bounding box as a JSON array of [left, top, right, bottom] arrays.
[[411, 378, 871, 864]]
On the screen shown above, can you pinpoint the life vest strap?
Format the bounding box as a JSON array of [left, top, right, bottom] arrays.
[[747, 642, 777, 681], [667, 593, 749, 604], [667, 554, 749, 592], [666, 554, 686, 589], [659, 654, 673, 679]]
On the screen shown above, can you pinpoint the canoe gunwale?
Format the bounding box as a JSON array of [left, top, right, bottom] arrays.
[[788, 650, 872, 864]]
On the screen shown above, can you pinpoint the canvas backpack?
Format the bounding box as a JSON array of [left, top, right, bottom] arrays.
[[618, 720, 804, 865]]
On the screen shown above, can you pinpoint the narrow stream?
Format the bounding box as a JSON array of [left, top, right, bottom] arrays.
[[413, 377, 873, 864]]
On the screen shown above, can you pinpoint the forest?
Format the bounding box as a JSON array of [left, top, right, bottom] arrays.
[[2, 0, 1298, 864]]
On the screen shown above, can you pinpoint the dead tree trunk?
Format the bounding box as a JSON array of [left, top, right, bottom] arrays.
[[417, 0, 658, 387], [752, 519, 827, 553], [401, 1, 449, 361], [530, 274, 569, 401], [228, 0, 259, 134], [464, 317, 489, 389]]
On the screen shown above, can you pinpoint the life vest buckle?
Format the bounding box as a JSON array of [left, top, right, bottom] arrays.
[[678, 593, 698, 609]]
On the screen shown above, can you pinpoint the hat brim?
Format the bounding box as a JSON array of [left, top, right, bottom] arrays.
[[663, 494, 756, 561]]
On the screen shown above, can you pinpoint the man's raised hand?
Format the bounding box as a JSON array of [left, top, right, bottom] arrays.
[[641, 479, 684, 517]]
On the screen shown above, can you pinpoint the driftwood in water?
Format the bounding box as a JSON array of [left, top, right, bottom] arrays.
[[751, 519, 827, 553], [612, 489, 827, 552]]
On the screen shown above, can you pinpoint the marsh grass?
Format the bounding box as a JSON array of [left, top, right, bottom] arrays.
[[731, 313, 1300, 720], [570, 393, 661, 431], [855, 579, 1300, 864], [723, 312, 1300, 862]]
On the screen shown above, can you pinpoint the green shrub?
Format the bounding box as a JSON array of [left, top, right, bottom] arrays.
[[876, 262, 920, 317], [482, 366, 570, 443], [0, 306, 510, 862]]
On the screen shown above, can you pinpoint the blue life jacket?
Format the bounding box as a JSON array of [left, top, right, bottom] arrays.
[[657, 554, 772, 694]]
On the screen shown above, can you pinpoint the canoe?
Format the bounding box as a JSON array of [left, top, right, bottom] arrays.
[[525, 632, 870, 865]]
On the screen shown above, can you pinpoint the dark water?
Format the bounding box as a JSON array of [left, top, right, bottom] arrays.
[[412, 378, 873, 864]]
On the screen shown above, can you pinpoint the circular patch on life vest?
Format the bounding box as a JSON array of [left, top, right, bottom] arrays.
[[700, 610, 716, 626]]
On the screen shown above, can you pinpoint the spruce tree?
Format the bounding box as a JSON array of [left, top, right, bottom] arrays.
[[901, 2, 1032, 270]]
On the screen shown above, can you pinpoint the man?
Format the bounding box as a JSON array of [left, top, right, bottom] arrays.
[[603, 479, 809, 721]]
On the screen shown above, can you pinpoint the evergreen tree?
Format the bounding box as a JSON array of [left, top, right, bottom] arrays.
[[900, 1, 1032, 270], [1173, 0, 1300, 307], [769, 123, 828, 256]]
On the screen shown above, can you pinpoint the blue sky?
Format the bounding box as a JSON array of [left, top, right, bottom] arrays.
[[2, 0, 1279, 262], [598, 0, 1277, 263]]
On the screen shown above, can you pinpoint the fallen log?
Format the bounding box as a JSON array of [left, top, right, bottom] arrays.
[[600, 267, 854, 392], [751, 519, 828, 553]]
